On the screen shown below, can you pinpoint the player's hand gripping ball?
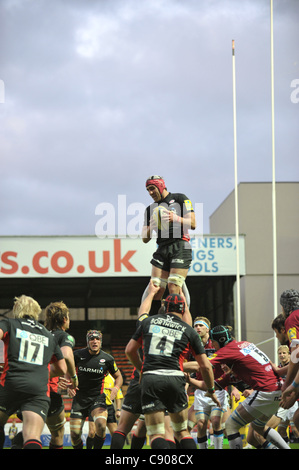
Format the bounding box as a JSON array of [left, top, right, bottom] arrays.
[[152, 206, 169, 231]]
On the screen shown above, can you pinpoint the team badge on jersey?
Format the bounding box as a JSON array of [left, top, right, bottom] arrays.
[[184, 199, 193, 211]]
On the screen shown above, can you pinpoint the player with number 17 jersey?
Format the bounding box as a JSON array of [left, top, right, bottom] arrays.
[[0, 317, 63, 396]]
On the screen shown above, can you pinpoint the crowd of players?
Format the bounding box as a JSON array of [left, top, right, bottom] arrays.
[[0, 286, 299, 450], [1, 175, 298, 449]]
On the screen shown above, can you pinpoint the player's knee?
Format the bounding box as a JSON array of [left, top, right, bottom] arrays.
[[187, 419, 196, 431], [47, 418, 66, 434], [70, 422, 83, 445], [94, 414, 107, 436], [70, 431, 81, 446], [171, 420, 188, 433], [146, 422, 165, 436]]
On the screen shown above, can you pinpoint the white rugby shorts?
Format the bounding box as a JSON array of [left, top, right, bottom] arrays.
[[241, 390, 281, 421]]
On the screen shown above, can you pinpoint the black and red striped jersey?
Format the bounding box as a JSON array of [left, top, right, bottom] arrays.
[[0, 316, 63, 396]]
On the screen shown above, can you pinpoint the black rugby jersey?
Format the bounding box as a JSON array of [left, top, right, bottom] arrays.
[[74, 348, 118, 399], [0, 316, 63, 395], [52, 328, 75, 349], [130, 313, 148, 381], [49, 329, 75, 393], [132, 312, 205, 373], [144, 192, 194, 245]]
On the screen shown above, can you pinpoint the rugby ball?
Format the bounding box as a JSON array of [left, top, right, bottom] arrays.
[[152, 206, 169, 231]]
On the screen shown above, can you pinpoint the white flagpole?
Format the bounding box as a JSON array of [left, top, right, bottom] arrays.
[[232, 40, 242, 342], [270, 0, 278, 364]]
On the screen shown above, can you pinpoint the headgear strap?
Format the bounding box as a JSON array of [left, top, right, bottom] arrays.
[[209, 325, 233, 348], [86, 330, 102, 347]]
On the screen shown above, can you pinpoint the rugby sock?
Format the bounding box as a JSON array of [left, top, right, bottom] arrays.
[[227, 432, 243, 449], [86, 436, 94, 449], [94, 434, 105, 449], [151, 437, 169, 449], [175, 437, 181, 448], [0, 426, 5, 449], [213, 429, 224, 449], [258, 441, 278, 449], [72, 439, 84, 450], [166, 439, 177, 449], [131, 434, 145, 449], [197, 435, 208, 449], [11, 431, 23, 449], [264, 427, 290, 449], [180, 436, 197, 449], [110, 430, 126, 449], [49, 442, 63, 450], [23, 439, 42, 449]]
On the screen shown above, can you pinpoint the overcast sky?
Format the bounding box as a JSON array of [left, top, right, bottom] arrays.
[[1, 0, 298, 237]]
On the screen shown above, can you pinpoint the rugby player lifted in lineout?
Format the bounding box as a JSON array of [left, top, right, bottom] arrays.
[[141, 175, 196, 317]]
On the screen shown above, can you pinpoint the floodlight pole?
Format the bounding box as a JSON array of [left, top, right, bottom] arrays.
[[232, 39, 242, 342]]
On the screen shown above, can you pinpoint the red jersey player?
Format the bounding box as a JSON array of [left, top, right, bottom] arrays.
[[185, 325, 290, 449]]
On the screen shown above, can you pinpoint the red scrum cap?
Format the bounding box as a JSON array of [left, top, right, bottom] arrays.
[[146, 175, 166, 196]]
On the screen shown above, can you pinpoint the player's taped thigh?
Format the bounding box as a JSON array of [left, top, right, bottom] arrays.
[[93, 414, 107, 423], [93, 411, 108, 431], [210, 407, 224, 419], [171, 419, 188, 432], [146, 422, 165, 436], [188, 418, 196, 430], [141, 278, 167, 303], [225, 409, 248, 435], [195, 409, 209, 423], [47, 417, 66, 433], [70, 419, 84, 443], [168, 273, 185, 287]]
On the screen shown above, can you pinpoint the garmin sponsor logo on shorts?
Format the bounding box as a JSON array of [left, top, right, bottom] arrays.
[[95, 195, 203, 239]]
